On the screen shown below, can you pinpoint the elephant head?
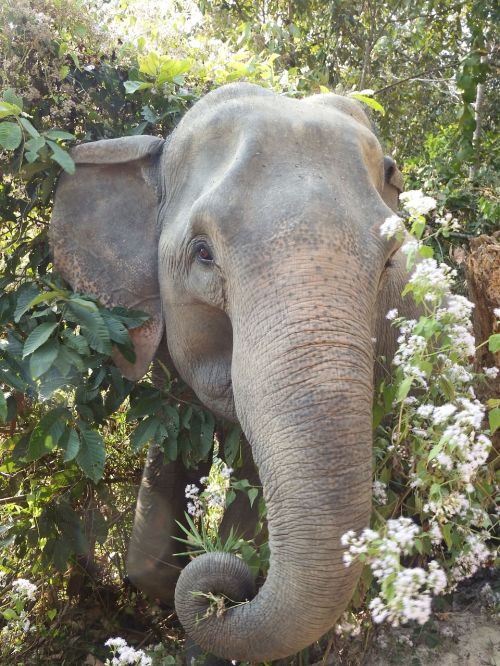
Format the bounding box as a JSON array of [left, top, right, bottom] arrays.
[[50, 83, 408, 661]]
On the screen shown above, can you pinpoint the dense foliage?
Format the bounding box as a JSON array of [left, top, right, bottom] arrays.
[[0, 1, 498, 664]]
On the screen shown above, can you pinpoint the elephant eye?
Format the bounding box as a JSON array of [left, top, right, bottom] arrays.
[[193, 240, 214, 264]]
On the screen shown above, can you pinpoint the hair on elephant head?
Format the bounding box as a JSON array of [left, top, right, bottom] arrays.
[[51, 83, 412, 662]]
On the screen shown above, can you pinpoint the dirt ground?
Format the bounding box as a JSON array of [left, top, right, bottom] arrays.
[[366, 571, 500, 666]]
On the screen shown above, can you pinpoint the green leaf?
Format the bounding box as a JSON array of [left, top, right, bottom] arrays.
[[396, 376, 413, 402], [0, 391, 7, 422], [3, 89, 23, 110], [441, 523, 453, 549], [0, 101, 22, 119], [59, 428, 81, 461], [248, 487, 258, 508], [138, 52, 160, 76], [101, 310, 130, 345], [124, 80, 153, 94], [157, 58, 192, 85], [489, 407, 500, 435], [0, 121, 22, 149], [488, 334, 500, 353], [130, 416, 161, 451], [27, 408, 68, 461], [224, 426, 241, 466], [29, 340, 59, 378], [14, 284, 41, 321], [25, 136, 46, 155], [44, 129, 75, 140], [19, 116, 40, 138], [46, 139, 75, 174], [418, 245, 434, 259], [127, 394, 163, 420], [348, 92, 385, 115], [199, 411, 215, 459], [67, 299, 111, 354], [23, 322, 58, 357], [76, 423, 105, 483], [26, 290, 63, 310]]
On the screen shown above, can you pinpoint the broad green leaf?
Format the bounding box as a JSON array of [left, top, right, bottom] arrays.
[[157, 58, 192, 85], [76, 423, 105, 483], [127, 393, 163, 420], [441, 523, 453, 549], [138, 52, 160, 76], [124, 80, 153, 94], [0, 391, 7, 422], [488, 334, 500, 353], [29, 340, 59, 378], [396, 376, 413, 402], [44, 129, 75, 140], [0, 102, 22, 119], [348, 92, 385, 116], [101, 310, 130, 345], [3, 89, 23, 110], [25, 136, 46, 154], [224, 426, 241, 466], [60, 428, 81, 461], [0, 121, 22, 149], [26, 290, 63, 310], [418, 245, 434, 259], [46, 139, 75, 174], [489, 407, 500, 435], [130, 416, 161, 451], [199, 411, 215, 459], [248, 487, 258, 508], [14, 284, 40, 321], [110, 306, 149, 328], [27, 408, 68, 461], [67, 300, 110, 354], [23, 322, 58, 357], [19, 116, 40, 138]]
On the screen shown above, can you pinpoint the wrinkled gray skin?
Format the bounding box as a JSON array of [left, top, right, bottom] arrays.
[[50, 83, 413, 662]]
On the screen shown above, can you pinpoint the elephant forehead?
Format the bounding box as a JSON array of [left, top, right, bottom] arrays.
[[164, 94, 383, 233]]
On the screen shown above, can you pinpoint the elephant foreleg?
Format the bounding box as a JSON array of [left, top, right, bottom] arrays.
[[126, 443, 211, 606]]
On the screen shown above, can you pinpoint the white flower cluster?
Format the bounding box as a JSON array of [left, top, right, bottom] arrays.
[[408, 259, 456, 298], [184, 464, 233, 518], [380, 214, 405, 238], [414, 398, 492, 488], [435, 213, 460, 231], [372, 480, 387, 505], [342, 520, 447, 626], [450, 533, 491, 586], [399, 190, 437, 217], [105, 637, 152, 666], [11, 578, 36, 601]]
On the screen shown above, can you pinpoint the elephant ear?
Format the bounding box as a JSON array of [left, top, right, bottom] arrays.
[[50, 135, 165, 381], [382, 155, 404, 212]]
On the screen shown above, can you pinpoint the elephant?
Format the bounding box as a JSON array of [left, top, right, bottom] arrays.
[[50, 82, 414, 662]]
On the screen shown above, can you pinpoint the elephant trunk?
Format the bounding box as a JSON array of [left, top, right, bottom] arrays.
[[175, 269, 374, 661]]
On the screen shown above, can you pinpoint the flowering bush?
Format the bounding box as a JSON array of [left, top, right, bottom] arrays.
[[342, 189, 499, 629], [0, 575, 37, 656]]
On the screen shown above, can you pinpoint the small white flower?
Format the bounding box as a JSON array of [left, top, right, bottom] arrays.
[[373, 480, 388, 504], [11, 579, 36, 601], [220, 465, 233, 479], [105, 637, 128, 649], [386, 308, 398, 320], [380, 215, 405, 238], [493, 307, 500, 319], [431, 404, 457, 425], [185, 484, 199, 499], [399, 189, 437, 216], [483, 366, 499, 379]]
